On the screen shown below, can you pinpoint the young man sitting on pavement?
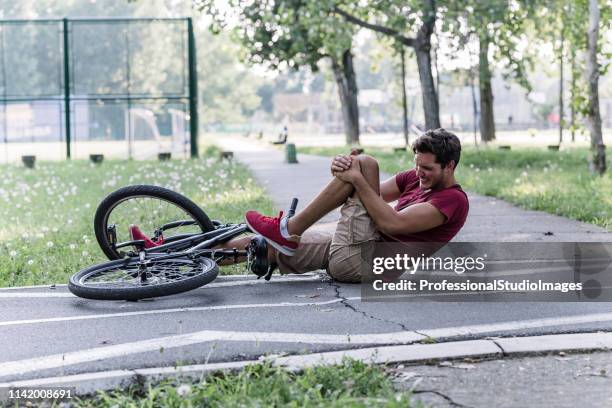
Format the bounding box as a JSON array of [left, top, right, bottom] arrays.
[[218, 128, 470, 283]]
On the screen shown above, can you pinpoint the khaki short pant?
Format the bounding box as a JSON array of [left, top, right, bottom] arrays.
[[275, 197, 379, 283]]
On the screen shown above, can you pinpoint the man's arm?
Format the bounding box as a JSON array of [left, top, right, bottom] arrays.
[[352, 176, 445, 236], [380, 176, 401, 203]]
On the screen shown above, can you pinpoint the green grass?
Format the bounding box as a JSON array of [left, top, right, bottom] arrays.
[[299, 145, 612, 230], [0, 147, 274, 287], [76, 359, 418, 408]]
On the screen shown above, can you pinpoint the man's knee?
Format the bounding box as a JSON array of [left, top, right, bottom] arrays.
[[328, 262, 361, 283], [328, 246, 363, 283], [357, 154, 379, 173], [354, 154, 380, 195]]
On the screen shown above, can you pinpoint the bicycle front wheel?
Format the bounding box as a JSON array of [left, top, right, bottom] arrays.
[[94, 185, 216, 260], [69, 256, 218, 301]]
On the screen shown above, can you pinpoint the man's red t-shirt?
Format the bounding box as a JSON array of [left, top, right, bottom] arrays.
[[381, 169, 469, 242]]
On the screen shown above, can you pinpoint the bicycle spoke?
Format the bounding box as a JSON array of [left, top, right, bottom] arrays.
[[79, 259, 203, 289], [107, 195, 204, 256]]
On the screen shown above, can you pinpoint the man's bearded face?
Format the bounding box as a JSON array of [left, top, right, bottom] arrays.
[[414, 152, 453, 190]]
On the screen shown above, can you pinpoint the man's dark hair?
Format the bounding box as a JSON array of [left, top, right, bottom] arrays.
[[411, 128, 461, 169]]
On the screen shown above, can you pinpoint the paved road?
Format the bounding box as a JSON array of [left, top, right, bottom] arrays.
[[1, 135, 610, 384], [2, 276, 612, 383]]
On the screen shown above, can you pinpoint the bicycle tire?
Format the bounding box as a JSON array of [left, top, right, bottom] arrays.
[[68, 256, 218, 301], [94, 185, 216, 260]]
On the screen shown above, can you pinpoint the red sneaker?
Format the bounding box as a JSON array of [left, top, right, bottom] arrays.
[[128, 225, 165, 249], [245, 210, 299, 256]]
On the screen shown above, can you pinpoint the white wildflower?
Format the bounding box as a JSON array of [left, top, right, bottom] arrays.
[[46, 242, 54, 248], [176, 384, 192, 397]]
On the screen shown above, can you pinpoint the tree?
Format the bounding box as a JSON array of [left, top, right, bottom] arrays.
[[332, 0, 441, 130], [198, 30, 262, 124], [198, 0, 361, 144], [442, 1, 533, 142], [533, 0, 609, 173], [586, 0, 605, 174]]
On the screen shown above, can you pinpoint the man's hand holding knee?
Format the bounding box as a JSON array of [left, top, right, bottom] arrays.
[[331, 154, 353, 175], [334, 157, 362, 183], [330, 149, 361, 175]]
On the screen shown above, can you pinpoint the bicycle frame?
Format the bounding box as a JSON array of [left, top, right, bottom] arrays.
[[116, 222, 251, 263]]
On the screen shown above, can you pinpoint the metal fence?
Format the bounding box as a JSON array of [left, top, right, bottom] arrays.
[[0, 17, 198, 162]]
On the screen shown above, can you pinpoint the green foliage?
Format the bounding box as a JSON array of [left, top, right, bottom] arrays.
[[77, 359, 416, 407], [199, 0, 356, 72], [529, 0, 612, 123], [0, 154, 273, 287], [298, 145, 612, 230], [198, 30, 263, 124], [442, 0, 534, 93]]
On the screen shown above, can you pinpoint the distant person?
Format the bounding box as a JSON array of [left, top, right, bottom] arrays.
[[272, 126, 289, 145], [508, 115, 513, 126]]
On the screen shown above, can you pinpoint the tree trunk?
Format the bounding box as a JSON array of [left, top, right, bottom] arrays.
[[570, 48, 576, 142], [331, 49, 360, 145], [412, 0, 440, 130], [400, 47, 409, 147], [469, 68, 479, 145], [478, 33, 496, 142], [586, 0, 605, 174], [415, 36, 440, 130], [558, 28, 564, 145], [433, 38, 440, 105]]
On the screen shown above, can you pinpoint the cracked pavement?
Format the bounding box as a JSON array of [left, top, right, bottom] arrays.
[[330, 280, 412, 332], [395, 351, 612, 407], [3, 273, 612, 383]]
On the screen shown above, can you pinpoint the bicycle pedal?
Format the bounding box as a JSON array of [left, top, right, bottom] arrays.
[[246, 235, 269, 278]]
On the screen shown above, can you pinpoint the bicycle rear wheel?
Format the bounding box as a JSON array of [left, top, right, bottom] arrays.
[[69, 256, 218, 300], [94, 185, 216, 260]]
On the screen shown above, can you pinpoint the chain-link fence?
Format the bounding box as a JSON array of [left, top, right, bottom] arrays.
[[0, 17, 198, 162]]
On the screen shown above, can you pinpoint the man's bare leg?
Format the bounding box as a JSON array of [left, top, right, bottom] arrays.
[[215, 154, 380, 265], [214, 235, 258, 265], [287, 154, 380, 236]]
